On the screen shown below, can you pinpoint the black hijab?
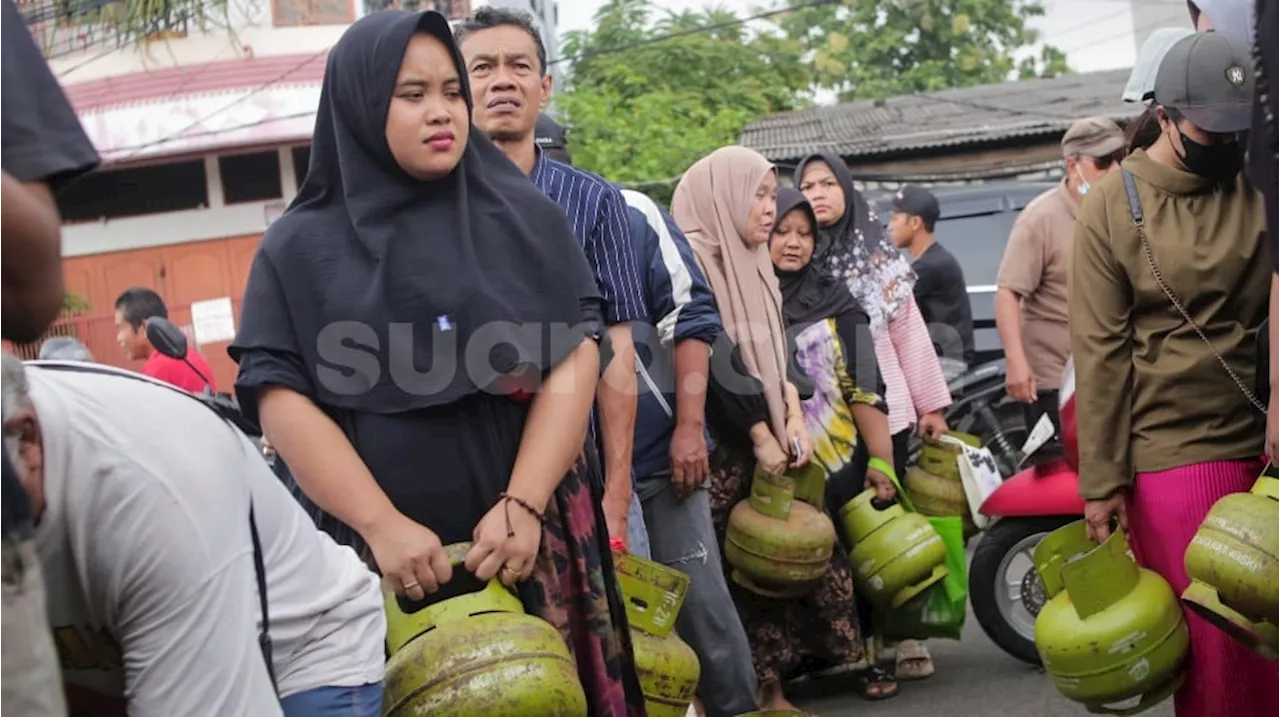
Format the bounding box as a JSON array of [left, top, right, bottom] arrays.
[[795, 151, 916, 335], [230, 10, 599, 413], [772, 187, 860, 330]]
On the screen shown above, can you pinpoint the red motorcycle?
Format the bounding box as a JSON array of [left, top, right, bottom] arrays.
[[968, 358, 1083, 666]]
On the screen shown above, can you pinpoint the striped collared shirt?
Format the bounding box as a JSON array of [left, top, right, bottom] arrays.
[[529, 150, 648, 325]]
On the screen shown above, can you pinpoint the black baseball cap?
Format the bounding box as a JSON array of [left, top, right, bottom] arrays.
[[1153, 31, 1255, 133], [891, 186, 940, 227], [535, 112, 567, 150]]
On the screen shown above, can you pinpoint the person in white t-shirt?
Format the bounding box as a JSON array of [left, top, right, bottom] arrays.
[[0, 354, 386, 717]]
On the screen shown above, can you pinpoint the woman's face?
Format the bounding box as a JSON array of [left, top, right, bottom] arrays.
[[386, 32, 471, 181], [798, 162, 845, 227], [769, 207, 815, 272], [744, 171, 778, 247]]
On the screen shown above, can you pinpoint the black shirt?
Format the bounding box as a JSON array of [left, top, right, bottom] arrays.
[[1, 0, 100, 539], [912, 242, 975, 366], [1249, 0, 1278, 272], [1, 0, 100, 188]]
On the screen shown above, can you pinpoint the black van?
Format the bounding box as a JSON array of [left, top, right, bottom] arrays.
[[869, 180, 1058, 366]]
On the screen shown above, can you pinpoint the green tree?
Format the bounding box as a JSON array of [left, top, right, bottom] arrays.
[[774, 0, 1071, 102], [557, 0, 1071, 194], [555, 0, 811, 202]]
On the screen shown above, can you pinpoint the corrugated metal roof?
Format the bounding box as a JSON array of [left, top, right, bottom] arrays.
[[741, 69, 1135, 164], [64, 52, 328, 112]]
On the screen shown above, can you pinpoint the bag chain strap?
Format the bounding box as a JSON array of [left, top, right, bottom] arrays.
[[1127, 189, 1267, 417]]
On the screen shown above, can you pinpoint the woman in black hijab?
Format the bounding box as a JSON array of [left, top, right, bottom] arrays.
[[229, 11, 644, 714], [770, 187, 900, 700], [797, 152, 951, 681]]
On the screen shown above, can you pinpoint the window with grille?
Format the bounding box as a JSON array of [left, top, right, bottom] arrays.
[[58, 159, 208, 223]]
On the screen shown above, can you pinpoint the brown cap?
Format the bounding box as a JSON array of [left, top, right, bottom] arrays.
[[1060, 116, 1125, 158]]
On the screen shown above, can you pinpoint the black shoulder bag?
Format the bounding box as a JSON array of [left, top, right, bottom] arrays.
[[1119, 170, 1270, 423], [27, 361, 280, 698]]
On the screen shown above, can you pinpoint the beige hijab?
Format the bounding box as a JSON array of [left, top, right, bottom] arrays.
[[672, 146, 789, 444]]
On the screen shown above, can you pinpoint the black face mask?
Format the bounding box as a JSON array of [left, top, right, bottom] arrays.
[[1176, 130, 1245, 182]]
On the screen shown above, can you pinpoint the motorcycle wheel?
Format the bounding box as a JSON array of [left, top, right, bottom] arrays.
[[969, 516, 1074, 666]]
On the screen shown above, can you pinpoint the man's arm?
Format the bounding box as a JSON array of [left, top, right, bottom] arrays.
[[0, 0, 100, 343], [586, 187, 649, 543], [995, 216, 1044, 403], [1, 174, 66, 342], [598, 324, 637, 540], [87, 465, 282, 716], [622, 190, 721, 493]]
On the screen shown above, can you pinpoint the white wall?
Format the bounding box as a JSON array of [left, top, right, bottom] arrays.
[[48, 0, 363, 85]]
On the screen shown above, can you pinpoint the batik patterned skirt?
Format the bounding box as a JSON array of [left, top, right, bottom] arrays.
[[276, 438, 645, 717], [706, 444, 863, 685]]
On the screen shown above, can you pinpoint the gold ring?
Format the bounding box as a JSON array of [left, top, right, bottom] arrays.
[[402, 581, 420, 591], [501, 565, 520, 581]]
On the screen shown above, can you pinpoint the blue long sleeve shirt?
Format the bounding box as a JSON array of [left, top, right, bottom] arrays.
[[620, 189, 722, 484]]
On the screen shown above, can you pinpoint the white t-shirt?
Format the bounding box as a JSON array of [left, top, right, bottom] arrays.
[[26, 363, 385, 716]]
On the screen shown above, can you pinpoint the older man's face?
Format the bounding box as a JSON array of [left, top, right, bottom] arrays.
[[4, 404, 46, 520]]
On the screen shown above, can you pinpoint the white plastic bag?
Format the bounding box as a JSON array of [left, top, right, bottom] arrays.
[[934, 434, 1003, 530]]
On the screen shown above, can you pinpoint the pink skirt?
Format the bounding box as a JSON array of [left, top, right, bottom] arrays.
[[1128, 459, 1278, 717]]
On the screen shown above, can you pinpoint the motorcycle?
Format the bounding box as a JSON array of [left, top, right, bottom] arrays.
[[143, 317, 263, 442], [968, 357, 1081, 666]]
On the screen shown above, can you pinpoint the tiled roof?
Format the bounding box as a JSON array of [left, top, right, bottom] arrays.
[[740, 69, 1134, 164], [64, 51, 328, 112]]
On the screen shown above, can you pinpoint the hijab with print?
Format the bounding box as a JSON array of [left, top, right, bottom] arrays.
[[672, 146, 790, 444], [772, 186, 862, 331], [796, 151, 916, 337], [230, 10, 598, 413]]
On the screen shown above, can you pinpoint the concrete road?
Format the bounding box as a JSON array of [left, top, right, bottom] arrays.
[[788, 602, 1176, 717]]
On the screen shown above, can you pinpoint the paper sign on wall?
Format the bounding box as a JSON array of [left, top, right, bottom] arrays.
[[190, 297, 237, 345]]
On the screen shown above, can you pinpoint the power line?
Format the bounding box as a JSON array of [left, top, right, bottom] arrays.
[[547, 0, 840, 67], [96, 110, 317, 155]]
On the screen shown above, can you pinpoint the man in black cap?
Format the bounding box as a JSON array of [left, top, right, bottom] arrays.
[[887, 186, 975, 373], [535, 112, 573, 164]]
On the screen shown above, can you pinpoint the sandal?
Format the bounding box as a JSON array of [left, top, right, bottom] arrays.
[[894, 639, 935, 681], [851, 665, 899, 701]]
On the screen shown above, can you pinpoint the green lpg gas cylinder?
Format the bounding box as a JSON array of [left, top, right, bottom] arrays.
[[839, 489, 948, 609], [1033, 521, 1188, 715], [613, 552, 701, 717], [724, 466, 837, 597], [917, 432, 981, 481], [383, 543, 587, 717], [903, 466, 978, 538], [1183, 473, 1279, 660]]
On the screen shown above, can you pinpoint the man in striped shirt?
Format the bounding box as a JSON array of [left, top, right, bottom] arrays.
[[456, 7, 648, 547], [619, 188, 761, 717]]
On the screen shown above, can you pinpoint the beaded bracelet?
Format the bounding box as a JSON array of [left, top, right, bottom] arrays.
[[499, 492, 546, 538]]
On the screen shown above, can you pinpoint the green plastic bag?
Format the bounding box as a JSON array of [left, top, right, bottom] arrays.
[[870, 467, 968, 641]]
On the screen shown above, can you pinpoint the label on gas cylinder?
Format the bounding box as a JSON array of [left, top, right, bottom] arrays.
[[1190, 534, 1266, 572], [1126, 657, 1151, 683], [904, 526, 933, 542], [1107, 630, 1146, 656]]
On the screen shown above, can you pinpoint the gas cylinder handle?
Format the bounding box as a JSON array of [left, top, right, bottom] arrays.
[[395, 542, 486, 616], [445, 541, 473, 567]]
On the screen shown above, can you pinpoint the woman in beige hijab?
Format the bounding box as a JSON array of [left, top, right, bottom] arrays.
[[672, 146, 864, 713]]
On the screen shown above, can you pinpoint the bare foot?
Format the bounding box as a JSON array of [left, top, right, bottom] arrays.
[[758, 678, 805, 713]]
